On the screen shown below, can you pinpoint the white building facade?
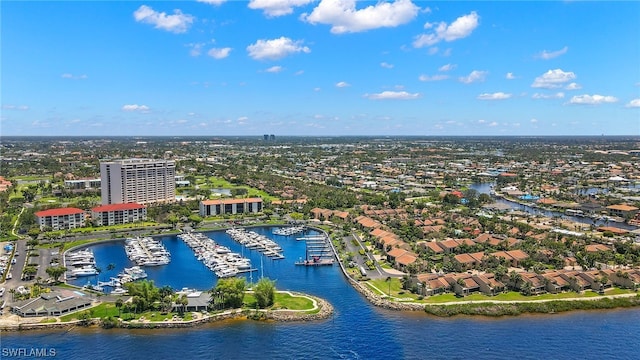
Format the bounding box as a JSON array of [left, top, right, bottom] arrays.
[[35, 208, 86, 231], [100, 159, 176, 205], [91, 203, 147, 226], [199, 198, 263, 217]]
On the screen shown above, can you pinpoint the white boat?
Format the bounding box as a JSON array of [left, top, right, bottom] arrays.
[[71, 267, 98, 276], [123, 266, 148, 280], [216, 267, 238, 278], [215, 246, 231, 254], [111, 287, 127, 295]]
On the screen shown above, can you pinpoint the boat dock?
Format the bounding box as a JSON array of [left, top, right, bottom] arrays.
[[178, 232, 256, 278], [124, 237, 171, 267], [226, 228, 285, 260], [295, 234, 334, 266]]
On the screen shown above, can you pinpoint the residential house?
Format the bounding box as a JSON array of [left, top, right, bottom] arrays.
[[452, 252, 485, 271], [472, 274, 505, 295], [606, 204, 639, 219], [446, 273, 481, 297]]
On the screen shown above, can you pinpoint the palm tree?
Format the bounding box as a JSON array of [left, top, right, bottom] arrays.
[[508, 271, 522, 291], [385, 276, 392, 296], [115, 298, 123, 318], [179, 294, 188, 315]]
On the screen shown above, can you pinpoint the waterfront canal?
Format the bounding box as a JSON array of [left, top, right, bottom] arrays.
[[6, 226, 640, 359]]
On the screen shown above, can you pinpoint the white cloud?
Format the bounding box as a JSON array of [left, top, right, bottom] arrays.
[[122, 104, 150, 112], [265, 65, 284, 73], [427, 47, 439, 55], [2, 105, 29, 111], [488, 121, 498, 127], [302, 0, 419, 34], [537, 46, 568, 60], [295, 70, 304, 75], [247, 37, 310, 60], [187, 43, 205, 56], [249, 0, 314, 17], [459, 70, 487, 84], [626, 99, 640, 108], [530, 118, 538, 123], [197, 0, 227, 5], [208, 47, 232, 59], [477, 92, 512, 100], [531, 69, 576, 89], [532, 92, 565, 99], [413, 11, 479, 48], [438, 63, 456, 72], [380, 62, 394, 69], [568, 94, 618, 105], [61, 73, 88, 80], [505, 72, 516, 80], [364, 91, 420, 100], [336, 81, 350, 88], [565, 82, 582, 90], [133, 5, 194, 33], [418, 74, 448, 82]]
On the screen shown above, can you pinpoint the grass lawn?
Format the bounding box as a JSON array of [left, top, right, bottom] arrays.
[[273, 292, 314, 310], [60, 303, 119, 322], [420, 288, 636, 304], [196, 176, 278, 201], [367, 279, 420, 301], [243, 292, 315, 311], [70, 222, 160, 233], [60, 302, 194, 322]]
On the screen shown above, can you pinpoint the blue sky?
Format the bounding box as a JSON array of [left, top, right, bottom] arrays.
[[2, 0, 639, 136]]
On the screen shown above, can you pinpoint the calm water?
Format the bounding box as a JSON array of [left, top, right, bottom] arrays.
[[5, 227, 640, 359], [470, 183, 638, 230]]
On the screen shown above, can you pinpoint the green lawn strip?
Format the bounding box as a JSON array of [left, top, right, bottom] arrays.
[[243, 292, 314, 311], [60, 302, 193, 323], [423, 296, 640, 317], [60, 303, 118, 322], [14, 176, 50, 182], [368, 278, 418, 300], [197, 176, 278, 201], [273, 292, 314, 310], [418, 289, 636, 304], [69, 222, 161, 233]]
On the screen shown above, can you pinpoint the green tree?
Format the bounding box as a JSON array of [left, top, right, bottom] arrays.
[[45, 265, 68, 283], [115, 298, 123, 317], [254, 278, 276, 309], [178, 294, 189, 315], [188, 214, 203, 228], [211, 277, 246, 309], [22, 265, 38, 280]]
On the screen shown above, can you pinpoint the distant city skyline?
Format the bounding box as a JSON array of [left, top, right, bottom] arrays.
[[2, 1, 639, 136]]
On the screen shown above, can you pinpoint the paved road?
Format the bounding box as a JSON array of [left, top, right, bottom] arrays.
[[3, 240, 28, 291], [348, 233, 392, 279]]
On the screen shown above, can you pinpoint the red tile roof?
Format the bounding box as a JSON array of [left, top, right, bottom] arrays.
[[35, 207, 84, 217], [92, 203, 145, 212]]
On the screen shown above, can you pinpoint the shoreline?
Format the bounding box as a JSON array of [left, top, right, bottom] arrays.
[[0, 294, 333, 332], [12, 224, 640, 330], [347, 275, 640, 317]]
